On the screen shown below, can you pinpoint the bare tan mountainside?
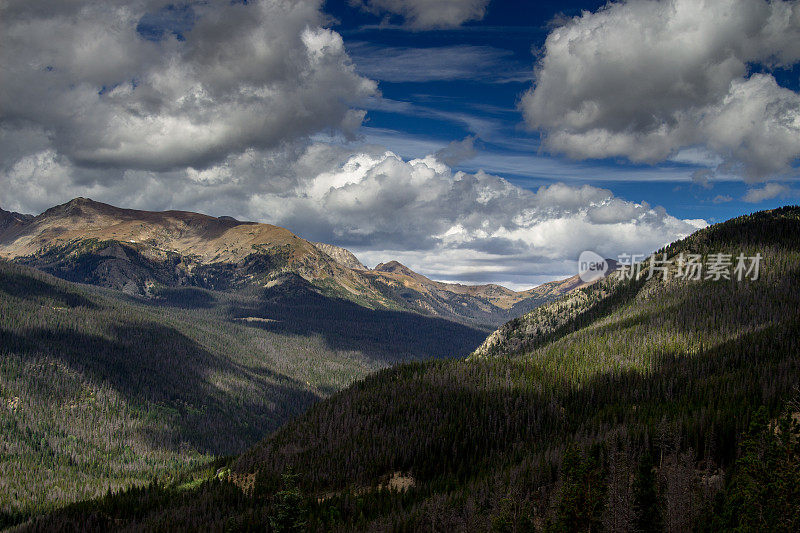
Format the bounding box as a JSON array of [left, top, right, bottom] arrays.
[[0, 198, 601, 327]]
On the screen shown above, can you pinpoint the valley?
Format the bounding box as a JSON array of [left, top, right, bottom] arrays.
[[10, 206, 799, 531], [0, 258, 486, 525]]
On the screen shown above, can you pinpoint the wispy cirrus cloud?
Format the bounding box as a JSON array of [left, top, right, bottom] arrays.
[[349, 0, 490, 30], [355, 126, 735, 185], [347, 42, 532, 83], [363, 96, 503, 138]]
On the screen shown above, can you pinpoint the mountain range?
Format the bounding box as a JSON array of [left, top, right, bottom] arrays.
[[17, 206, 799, 532], [6, 201, 798, 532], [0, 198, 597, 329], [0, 197, 603, 525]]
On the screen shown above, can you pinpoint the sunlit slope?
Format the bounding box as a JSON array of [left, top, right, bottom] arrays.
[[474, 206, 800, 382], [0, 198, 590, 327]]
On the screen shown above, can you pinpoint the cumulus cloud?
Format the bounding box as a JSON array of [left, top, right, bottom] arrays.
[[743, 183, 792, 202], [435, 136, 478, 166], [350, 0, 490, 29], [0, 0, 376, 172], [521, 0, 800, 180], [0, 137, 705, 286], [270, 149, 703, 284]]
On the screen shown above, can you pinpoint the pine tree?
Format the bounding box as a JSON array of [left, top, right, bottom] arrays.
[[268, 470, 308, 533], [717, 407, 800, 531], [552, 444, 606, 532]]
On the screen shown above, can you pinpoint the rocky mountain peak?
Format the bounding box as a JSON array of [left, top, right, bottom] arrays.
[[374, 260, 415, 276]]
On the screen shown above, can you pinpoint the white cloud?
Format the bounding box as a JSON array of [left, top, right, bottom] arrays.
[[232, 146, 705, 286], [742, 182, 792, 202], [0, 0, 376, 172], [350, 0, 490, 29], [521, 0, 800, 180], [435, 136, 478, 166], [0, 141, 705, 287]]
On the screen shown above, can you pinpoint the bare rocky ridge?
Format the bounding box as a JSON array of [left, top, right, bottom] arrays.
[[471, 270, 624, 358], [0, 198, 603, 327], [312, 242, 368, 271]]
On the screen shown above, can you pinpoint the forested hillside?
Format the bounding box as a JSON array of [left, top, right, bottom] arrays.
[[23, 207, 800, 531], [0, 261, 486, 528]]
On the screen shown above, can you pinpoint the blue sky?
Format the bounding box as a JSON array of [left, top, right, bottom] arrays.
[[322, 0, 799, 225], [1, 0, 798, 287]]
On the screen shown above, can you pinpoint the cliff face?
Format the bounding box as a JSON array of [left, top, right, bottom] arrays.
[[312, 242, 368, 270]]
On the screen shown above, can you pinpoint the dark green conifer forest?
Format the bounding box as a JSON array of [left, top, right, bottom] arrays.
[[0, 259, 485, 528], [10, 209, 798, 531]]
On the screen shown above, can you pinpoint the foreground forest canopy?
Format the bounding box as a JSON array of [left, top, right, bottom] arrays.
[[17, 206, 800, 531]]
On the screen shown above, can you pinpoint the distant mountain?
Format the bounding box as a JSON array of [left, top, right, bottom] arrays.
[[365, 258, 611, 321], [30, 207, 800, 531], [0, 198, 596, 327]]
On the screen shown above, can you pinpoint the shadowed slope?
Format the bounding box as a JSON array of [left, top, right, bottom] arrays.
[[0, 259, 486, 525]]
